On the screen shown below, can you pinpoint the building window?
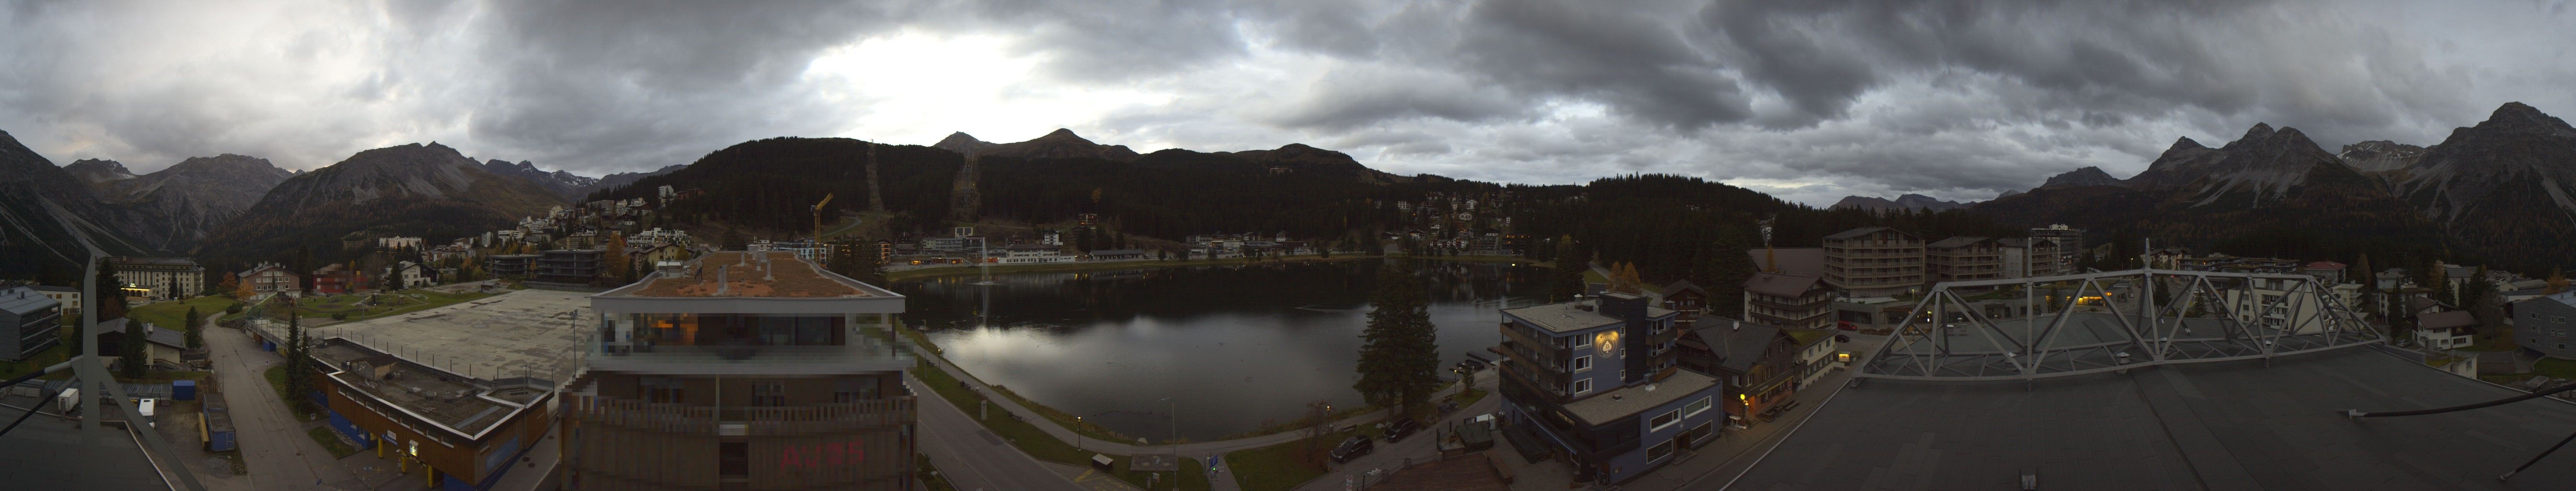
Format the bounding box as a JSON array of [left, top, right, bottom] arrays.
[[1681, 421, 1715, 446], [1573, 379, 1593, 395], [1646, 438, 1675, 462], [1574, 334, 1592, 349], [753, 382, 787, 406], [1685, 397, 1713, 418], [1573, 356, 1593, 373], [833, 378, 875, 403], [1650, 409, 1682, 432], [641, 377, 684, 404]]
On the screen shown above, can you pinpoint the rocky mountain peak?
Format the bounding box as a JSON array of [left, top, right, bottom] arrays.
[[932, 132, 998, 154], [1830, 193, 1968, 212], [2338, 140, 2428, 172], [1043, 128, 1081, 139], [2168, 136, 2205, 151], [64, 159, 138, 184], [480, 158, 598, 201], [2240, 123, 2275, 142], [2472, 101, 2576, 137], [2039, 166, 2123, 189]]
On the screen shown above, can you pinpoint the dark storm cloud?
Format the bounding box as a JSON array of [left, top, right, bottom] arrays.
[[459, 0, 912, 171], [0, 0, 2566, 206]]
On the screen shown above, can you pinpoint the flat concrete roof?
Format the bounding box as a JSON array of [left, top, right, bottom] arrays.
[[1563, 369, 1717, 426], [0, 411, 176, 490], [1505, 302, 1624, 334], [311, 289, 591, 384], [610, 251, 876, 298], [1728, 347, 2576, 490]]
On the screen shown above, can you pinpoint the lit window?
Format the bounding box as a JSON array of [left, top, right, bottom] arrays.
[[1573, 379, 1593, 395]]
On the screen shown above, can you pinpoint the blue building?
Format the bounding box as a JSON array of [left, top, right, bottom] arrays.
[[1496, 292, 1724, 484]]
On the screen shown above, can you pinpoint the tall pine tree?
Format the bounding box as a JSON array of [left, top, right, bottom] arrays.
[[1354, 264, 1442, 420], [184, 307, 203, 350], [285, 311, 314, 416]]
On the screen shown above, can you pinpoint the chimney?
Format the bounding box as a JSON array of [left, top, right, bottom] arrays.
[[716, 266, 730, 295]]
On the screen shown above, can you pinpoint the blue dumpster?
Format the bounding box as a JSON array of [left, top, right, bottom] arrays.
[[172, 380, 196, 400]]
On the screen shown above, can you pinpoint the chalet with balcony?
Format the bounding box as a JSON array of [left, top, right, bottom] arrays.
[[1678, 321, 1800, 428], [1495, 293, 1721, 484], [1739, 273, 1833, 330], [1657, 280, 1708, 326]]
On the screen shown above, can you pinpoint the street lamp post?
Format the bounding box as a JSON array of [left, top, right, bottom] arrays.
[[1077, 416, 1084, 452], [1161, 396, 1177, 491]]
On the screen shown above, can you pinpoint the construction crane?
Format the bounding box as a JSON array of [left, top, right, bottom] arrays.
[[812, 193, 835, 241]]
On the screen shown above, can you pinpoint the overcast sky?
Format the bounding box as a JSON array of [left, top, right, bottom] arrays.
[[4, 0, 2573, 205]]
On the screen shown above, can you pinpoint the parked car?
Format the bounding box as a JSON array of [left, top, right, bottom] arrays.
[[1330, 435, 1374, 463], [1384, 418, 1420, 443]]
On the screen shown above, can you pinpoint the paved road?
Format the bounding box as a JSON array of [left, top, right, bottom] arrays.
[[909, 376, 1088, 491], [204, 323, 367, 491]]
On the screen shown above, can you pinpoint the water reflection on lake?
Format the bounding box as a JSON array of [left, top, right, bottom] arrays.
[[892, 259, 1542, 441]]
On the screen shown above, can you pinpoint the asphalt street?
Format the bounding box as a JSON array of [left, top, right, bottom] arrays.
[[204, 322, 367, 491]]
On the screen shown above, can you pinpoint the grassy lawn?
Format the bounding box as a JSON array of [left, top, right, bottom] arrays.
[[1229, 430, 1355, 491], [306, 426, 358, 458], [2535, 358, 2576, 380], [1450, 386, 1489, 407], [264, 365, 320, 421], [918, 456, 959, 491], [0, 343, 70, 381], [2465, 326, 2521, 352], [128, 295, 241, 331]]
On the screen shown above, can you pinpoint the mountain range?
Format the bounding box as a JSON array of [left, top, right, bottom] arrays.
[[1829, 194, 1968, 212], [10, 102, 2576, 281], [481, 159, 600, 201], [196, 142, 564, 269]]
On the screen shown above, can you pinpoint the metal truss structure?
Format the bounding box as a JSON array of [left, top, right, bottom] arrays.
[[1860, 269, 2383, 381]]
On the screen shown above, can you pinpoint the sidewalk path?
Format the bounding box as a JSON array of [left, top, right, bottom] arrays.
[[204, 321, 368, 490]]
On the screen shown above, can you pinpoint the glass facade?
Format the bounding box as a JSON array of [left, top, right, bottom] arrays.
[[611, 314, 850, 348]]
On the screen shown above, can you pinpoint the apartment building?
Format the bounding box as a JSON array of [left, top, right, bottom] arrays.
[[1821, 227, 1923, 298], [1496, 293, 1720, 484], [109, 256, 205, 301], [1998, 237, 2064, 279], [1924, 236, 2003, 285]]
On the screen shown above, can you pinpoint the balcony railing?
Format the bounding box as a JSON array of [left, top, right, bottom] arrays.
[[587, 335, 917, 375], [565, 397, 915, 436]]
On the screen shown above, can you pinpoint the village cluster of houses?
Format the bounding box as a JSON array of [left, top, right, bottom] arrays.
[[1393, 190, 1528, 256]]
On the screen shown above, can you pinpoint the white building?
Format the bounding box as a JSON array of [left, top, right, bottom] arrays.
[[1000, 244, 1065, 264], [377, 236, 425, 251], [108, 257, 204, 301]]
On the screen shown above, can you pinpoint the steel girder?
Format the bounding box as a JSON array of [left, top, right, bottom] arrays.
[[1859, 269, 2383, 381]]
